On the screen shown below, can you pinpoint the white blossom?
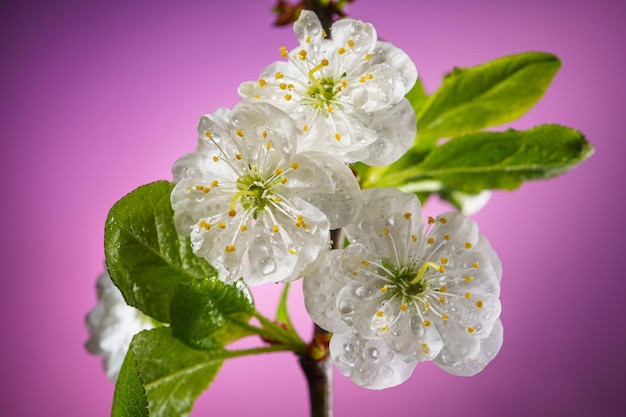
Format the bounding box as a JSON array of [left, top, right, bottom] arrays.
[[238, 10, 417, 165], [171, 101, 361, 285], [85, 271, 156, 381], [304, 188, 503, 389]]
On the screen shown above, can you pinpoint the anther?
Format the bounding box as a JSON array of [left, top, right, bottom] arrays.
[[442, 313, 449, 321], [471, 262, 479, 269], [236, 130, 244, 137], [440, 217, 448, 224], [338, 47, 346, 55], [348, 39, 355, 48], [272, 225, 280, 233], [423, 320, 431, 327], [376, 311, 384, 317], [228, 210, 236, 217], [465, 242, 473, 249], [467, 327, 476, 334], [279, 46, 288, 58], [404, 212, 412, 220], [225, 245, 236, 253], [335, 133, 341, 141], [291, 162, 299, 169]]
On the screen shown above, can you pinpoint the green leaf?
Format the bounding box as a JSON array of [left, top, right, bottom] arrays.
[[276, 283, 296, 333], [406, 77, 429, 114], [112, 346, 149, 417], [170, 278, 255, 350], [416, 52, 561, 148], [379, 124, 593, 193], [112, 328, 227, 417], [105, 181, 217, 322]]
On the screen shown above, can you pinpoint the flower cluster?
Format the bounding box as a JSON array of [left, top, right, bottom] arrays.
[[88, 10, 504, 392], [303, 188, 503, 389]]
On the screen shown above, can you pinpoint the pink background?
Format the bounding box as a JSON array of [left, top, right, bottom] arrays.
[[1, 0, 624, 415]]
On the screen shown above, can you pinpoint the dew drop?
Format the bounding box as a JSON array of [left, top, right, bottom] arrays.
[[258, 257, 276, 275], [366, 347, 380, 360]]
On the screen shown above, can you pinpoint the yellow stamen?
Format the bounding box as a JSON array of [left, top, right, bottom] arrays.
[[380, 286, 388, 293], [279, 46, 288, 58], [205, 131, 212, 139], [241, 225, 248, 232], [289, 248, 298, 255], [284, 94, 292, 101], [423, 320, 431, 327], [272, 225, 280, 233], [291, 162, 299, 169], [376, 311, 384, 317], [348, 39, 355, 48], [365, 53, 371, 61], [409, 261, 444, 285], [442, 313, 449, 321], [228, 210, 236, 217], [476, 300, 484, 308], [235, 153, 242, 160], [275, 168, 283, 175], [338, 47, 346, 55], [259, 79, 267, 87], [335, 133, 341, 141], [464, 292, 472, 299], [404, 212, 412, 220], [217, 223, 226, 229], [468, 327, 476, 334], [211, 180, 219, 187], [299, 50, 307, 60], [212, 156, 219, 162], [471, 262, 480, 269], [199, 221, 212, 230], [225, 245, 236, 253], [465, 242, 473, 249], [275, 71, 284, 79], [236, 130, 244, 137]]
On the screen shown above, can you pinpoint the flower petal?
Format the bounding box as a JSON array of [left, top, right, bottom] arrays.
[[330, 332, 417, 389], [436, 319, 504, 376]]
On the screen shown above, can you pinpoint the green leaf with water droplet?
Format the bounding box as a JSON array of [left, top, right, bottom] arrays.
[[170, 278, 255, 350], [415, 52, 561, 149], [104, 181, 218, 322], [378, 124, 593, 193]]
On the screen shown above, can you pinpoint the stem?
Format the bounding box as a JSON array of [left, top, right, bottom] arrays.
[[299, 228, 342, 417], [299, 324, 334, 417]]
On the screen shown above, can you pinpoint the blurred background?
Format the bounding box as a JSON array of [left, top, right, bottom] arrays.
[[1, 0, 624, 415]]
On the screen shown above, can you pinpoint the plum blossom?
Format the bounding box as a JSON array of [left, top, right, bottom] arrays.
[[239, 10, 417, 165], [303, 188, 503, 389], [85, 271, 156, 381], [171, 101, 361, 285]]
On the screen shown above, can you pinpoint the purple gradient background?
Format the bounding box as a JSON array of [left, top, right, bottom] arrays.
[[1, 0, 624, 416]]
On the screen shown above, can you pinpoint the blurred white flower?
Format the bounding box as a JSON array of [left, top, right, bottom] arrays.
[[239, 10, 417, 165], [304, 188, 503, 389], [85, 271, 155, 382], [171, 101, 361, 285]]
